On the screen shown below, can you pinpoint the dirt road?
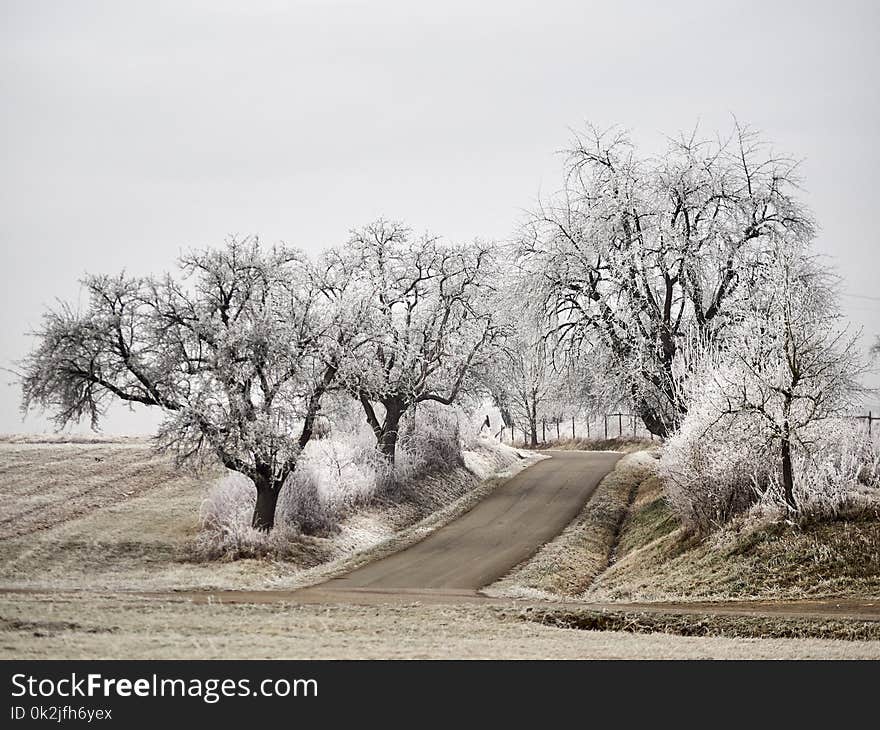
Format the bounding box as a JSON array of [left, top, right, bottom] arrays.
[[317, 450, 621, 591]]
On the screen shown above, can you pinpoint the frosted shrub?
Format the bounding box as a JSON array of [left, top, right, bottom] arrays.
[[394, 406, 463, 485], [199, 472, 255, 535], [662, 408, 880, 531], [194, 473, 299, 560], [784, 423, 880, 520], [276, 467, 338, 536], [276, 435, 386, 533], [660, 406, 770, 531]]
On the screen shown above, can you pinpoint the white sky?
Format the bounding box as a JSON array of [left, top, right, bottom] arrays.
[[2, 0, 878, 434]]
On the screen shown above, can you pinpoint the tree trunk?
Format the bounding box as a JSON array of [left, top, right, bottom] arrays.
[[634, 399, 671, 438], [377, 400, 403, 464], [529, 400, 538, 446], [252, 483, 279, 531], [632, 367, 684, 438], [298, 363, 337, 449], [359, 394, 405, 465], [491, 391, 515, 429], [781, 432, 796, 512], [378, 424, 400, 463]]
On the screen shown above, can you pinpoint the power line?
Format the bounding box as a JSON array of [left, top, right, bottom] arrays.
[[843, 292, 880, 302]]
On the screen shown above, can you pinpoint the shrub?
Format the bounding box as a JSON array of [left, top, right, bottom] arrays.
[[393, 405, 463, 485], [660, 407, 770, 531], [784, 423, 880, 521], [276, 466, 339, 536], [194, 473, 301, 560], [661, 406, 880, 532], [276, 434, 386, 533]]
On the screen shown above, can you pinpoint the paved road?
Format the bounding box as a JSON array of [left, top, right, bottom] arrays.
[[320, 450, 622, 591]]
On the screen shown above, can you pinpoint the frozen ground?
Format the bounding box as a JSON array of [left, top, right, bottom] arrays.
[[2, 436, 877, 659], [2, 592, 878, 659]]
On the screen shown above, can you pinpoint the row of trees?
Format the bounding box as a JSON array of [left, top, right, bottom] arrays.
[[21, 120, 872, 527], [513, 123, 869, 515], [21, 224, 502, 530], [518, 123, 815, 437]]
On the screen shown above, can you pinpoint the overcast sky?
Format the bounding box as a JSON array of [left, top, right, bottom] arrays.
[[2, 0, 878, 434]]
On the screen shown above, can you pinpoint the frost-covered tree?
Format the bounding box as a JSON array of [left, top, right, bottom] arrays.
[[666, 244, 865, 518], [21, 239, 341, 530], [519, 122, 814, 436], [492, 328, 558, 447], [481, 279, 574, 446], [710, 248, 864, 510], [330, 220, 501, 463]]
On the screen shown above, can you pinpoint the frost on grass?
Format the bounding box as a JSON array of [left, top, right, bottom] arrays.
[[196, 472, 301, 561], [194, 404, 527, 562]]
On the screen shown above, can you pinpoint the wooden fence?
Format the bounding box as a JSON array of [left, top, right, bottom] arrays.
[[495, 412, 656, 444], [852, 411, 874, 435], [495, 411, 876, 444]]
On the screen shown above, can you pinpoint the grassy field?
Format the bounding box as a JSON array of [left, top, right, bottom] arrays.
[[3, 591, 879, 659], [3, 435, 878, 658], [0, 435, 532, 592]]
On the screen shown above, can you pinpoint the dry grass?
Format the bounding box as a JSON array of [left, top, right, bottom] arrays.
[[613, 474, 679, 560], [586, 465, 880, 602], [1, 591, 878, 659], [516, 606, 880, 642], [586, 511, 880, 603], [577, 428, 880, 602]]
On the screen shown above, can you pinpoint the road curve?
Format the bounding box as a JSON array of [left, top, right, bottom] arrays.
[[322, 450, 622, 591]]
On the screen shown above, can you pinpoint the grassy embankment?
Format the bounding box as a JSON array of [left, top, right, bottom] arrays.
[[488, 445, 880, 640]]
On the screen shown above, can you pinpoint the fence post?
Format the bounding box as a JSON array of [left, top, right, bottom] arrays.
[[542, 418, 546, 443], [571, 415, 575, 439], [632, 414, 636, 437], [604, 414, 608, 439], [869, 411, 873, 436], [556, 418, 560, 439], [586, 419, 590, 439], [618, 413, 623, 438]]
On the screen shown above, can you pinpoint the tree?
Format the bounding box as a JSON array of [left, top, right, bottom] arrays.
[[695, 244, 864, 511], [331, 220, 501, 464], [494, 329, 557, 446], [20, 238, 340, 531], [482, 285, 570, 446], [519, 122, 814, 436]]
